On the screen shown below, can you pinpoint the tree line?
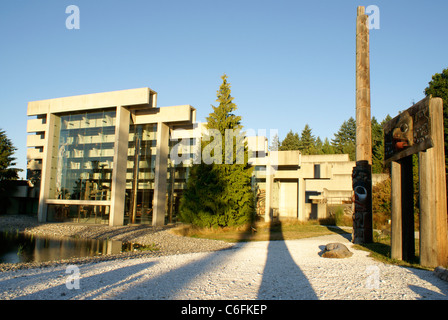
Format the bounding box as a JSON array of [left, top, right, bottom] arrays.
[[271, 115, 391, 174]]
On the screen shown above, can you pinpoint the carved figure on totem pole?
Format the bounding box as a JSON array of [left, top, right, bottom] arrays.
[[352, 160, 373, 244]]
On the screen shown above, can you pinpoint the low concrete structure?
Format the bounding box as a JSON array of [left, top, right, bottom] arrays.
[[247, 136, 355, 222]]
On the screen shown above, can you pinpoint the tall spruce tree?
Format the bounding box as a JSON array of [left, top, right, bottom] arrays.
[[0, 129, 21, 182], [424, 67, 448, 175], [331, 117, 356, 160], [299, 124, 315, 155], [179, 74, 254, 228], [280, 130, 300, 151], [0, 129, 22, 214]]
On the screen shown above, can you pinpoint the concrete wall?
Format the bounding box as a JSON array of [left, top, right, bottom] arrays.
[[256, 151, 355, 221]]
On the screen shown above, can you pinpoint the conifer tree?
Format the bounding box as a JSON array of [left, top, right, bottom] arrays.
[[270, 134, 280, 151], [179, 74, 254, 228], [331, 117, 356, 160], [424, 67, 448, 175], [299, 124, 315, 155], [280, 130, 300, 151]]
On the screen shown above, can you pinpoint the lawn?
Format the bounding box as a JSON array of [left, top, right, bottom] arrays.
[[171, 220, 351, 243]]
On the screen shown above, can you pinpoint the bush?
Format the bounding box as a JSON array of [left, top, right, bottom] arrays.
[[372, 177, 391, 230]]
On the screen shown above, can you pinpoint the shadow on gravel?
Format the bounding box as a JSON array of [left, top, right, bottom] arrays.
[[5, 260, 156, 300], [257, 220, 317, 299], [408, 284, 448, 300], [108, 244, 248, 299]]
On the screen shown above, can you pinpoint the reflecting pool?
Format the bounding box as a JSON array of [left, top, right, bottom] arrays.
[[0, 231, 125, 264]]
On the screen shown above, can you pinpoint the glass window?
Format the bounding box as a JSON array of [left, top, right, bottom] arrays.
[[125, 123, 157, 225], [47, 204, 110, 224], [49, 109, 116, 200]]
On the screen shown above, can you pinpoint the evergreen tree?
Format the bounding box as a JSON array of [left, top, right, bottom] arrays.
[[299, 124, 315, 155], [322, 137, 335, 154], [0, 129, 22, 214], [424, 67, 448, 175], [0, 129, 21, 182], [179, 74, 254, 228], [280, 130, 300, 151], [313, 137, 324, 155], [371, 117, 384, 174], [270, 133, 280, 151], [331, 117, 356, 160]]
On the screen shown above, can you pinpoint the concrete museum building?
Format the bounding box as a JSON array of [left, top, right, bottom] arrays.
[[26, 88, 355, 227]]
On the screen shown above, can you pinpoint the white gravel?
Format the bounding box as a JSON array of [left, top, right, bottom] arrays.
[[0, 233, 447, 300]]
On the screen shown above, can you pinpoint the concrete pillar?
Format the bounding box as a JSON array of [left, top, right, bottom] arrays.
[[298, 178, 306, 221], [109, 106, 130, 226], [38, 113, 60, 222], [264, 165, 273, 223], [153, 122, 169, 226]]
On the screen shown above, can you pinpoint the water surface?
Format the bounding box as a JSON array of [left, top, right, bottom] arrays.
[[0, 231, 125, 264]]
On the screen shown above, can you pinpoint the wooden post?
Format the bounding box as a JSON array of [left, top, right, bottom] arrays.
[[391, 161, 402, 260], [356, 6, 372, 164], [353, 6, 373, 244], [419, 97, 448, 268]]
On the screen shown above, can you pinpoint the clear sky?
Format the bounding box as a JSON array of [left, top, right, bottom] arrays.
[[1, 0, 447, 179]]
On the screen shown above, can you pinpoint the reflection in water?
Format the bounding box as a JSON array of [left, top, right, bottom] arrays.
[[0, 231, 124, 264]]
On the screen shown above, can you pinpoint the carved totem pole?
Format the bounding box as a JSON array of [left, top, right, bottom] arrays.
[[353, 6, 373, 244]]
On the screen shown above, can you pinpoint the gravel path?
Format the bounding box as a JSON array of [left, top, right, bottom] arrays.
[[0, 232, 447, 300]]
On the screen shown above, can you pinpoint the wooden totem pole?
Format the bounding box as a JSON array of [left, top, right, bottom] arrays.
[[352, 6, 373, 244]]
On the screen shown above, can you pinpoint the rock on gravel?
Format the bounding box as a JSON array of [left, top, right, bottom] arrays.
[[321, 242, 353, 258]]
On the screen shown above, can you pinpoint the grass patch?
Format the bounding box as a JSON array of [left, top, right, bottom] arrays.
[[352, 233, 432, 271], [171, 219, 350, 243]]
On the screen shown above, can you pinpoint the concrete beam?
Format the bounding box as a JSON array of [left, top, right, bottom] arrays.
[[28, 88, 155, 116]]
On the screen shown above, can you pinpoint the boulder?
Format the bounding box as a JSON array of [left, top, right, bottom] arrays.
[[322, 242, 353, 259], [434, 266, 448, 282]]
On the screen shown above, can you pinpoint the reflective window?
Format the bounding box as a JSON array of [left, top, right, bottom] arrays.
[[125, 123, 157, 225], [47, 204, 110, 224], [49, 110, 116, 200]]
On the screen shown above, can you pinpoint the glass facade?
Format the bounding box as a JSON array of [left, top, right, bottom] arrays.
[[123, 124, 195, 225], [46, 109, 116, 223], [125, 123, 157, 225], [44, 108, 195, 225], [49, 109, 116, 200], [47, 204, 109, 224]]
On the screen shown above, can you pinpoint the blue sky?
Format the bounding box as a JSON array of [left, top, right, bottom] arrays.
[[1, 0, 447, 178]]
